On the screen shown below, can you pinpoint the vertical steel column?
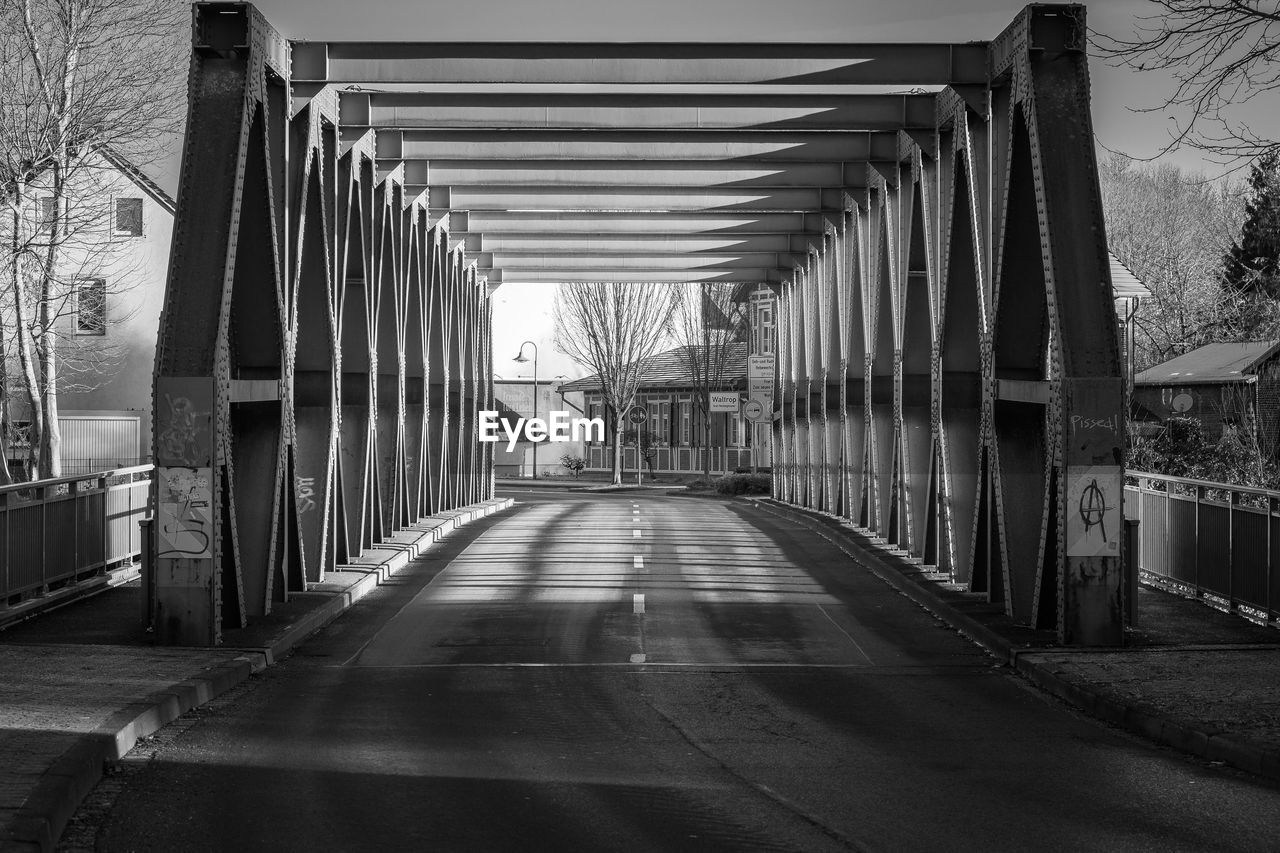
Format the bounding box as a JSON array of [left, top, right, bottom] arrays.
[[988, 6, 1124, 642]]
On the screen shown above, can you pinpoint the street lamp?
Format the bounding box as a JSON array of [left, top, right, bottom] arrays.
[[513, 341, 538, 479]]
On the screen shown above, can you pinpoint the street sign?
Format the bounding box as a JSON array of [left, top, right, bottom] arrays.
[[628, 405, 648, 424], [709, 392, 740, 413], [748, 355, 775, 399], [743, 398, 768, 422]]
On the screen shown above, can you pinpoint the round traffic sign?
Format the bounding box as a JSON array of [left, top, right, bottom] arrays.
[[628, 405, 648, 424], [744, 399, 767, 421]]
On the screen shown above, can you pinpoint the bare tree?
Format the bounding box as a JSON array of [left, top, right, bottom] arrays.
[[553, 282, 675, 484], [668, 283, 749, 478], [1100, 153, 1258, 368], [1094, 1, 1280, 160], [0, 0, 185, 478]]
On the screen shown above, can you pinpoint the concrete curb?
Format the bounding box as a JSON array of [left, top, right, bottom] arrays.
[[1, 497, 513, 853], [749, 497, 1280, 784]]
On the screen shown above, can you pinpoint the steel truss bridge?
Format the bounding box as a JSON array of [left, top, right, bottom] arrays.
[[154, 2, 1124, 645]]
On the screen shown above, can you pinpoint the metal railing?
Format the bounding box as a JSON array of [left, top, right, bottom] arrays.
[[1125, 470, 1279, 626], [585, 445, 755, 474], [0, 464, 153, 606]]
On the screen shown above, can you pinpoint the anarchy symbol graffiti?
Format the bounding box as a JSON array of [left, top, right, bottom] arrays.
[[1078, 478, 1108, 544], [1066, 467, 1121, 557]]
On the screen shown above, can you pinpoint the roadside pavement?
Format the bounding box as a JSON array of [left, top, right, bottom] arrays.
[[0, 498, 512, 853], [749, 497, 1280, 784]]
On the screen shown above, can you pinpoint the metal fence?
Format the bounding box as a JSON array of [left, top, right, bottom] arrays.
[[1125, 470, 1280, 626], [585, 445, 755, 475], [0, 465, 153, 606]]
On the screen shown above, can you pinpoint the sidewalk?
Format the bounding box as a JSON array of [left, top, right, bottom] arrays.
[[750, 498, 1280, 783], [495, 477, 683, 492], [0, 498, 513, 853]]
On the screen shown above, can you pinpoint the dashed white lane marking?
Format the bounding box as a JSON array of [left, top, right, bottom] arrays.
[[633, 593, 645, 614], [633, 555, 644, 568], [630, 653, 647, 663], [633, 529, 642, 538]]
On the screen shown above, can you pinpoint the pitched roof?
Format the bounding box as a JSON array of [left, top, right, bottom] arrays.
[[1108, 252, 1151, 300], [99, 147, 177, 214], [559, 343, 748, 392], [1135, 340, 1280, 385]]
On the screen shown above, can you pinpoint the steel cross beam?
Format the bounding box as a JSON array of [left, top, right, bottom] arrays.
[[339, 91, 941, 131], [292, 41, 990, 86], [156, 1, 1123, 647]]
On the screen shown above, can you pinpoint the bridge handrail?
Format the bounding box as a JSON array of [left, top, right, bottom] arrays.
[[1126, 469, 1280, 502], [0, 463, 155, 496], [1125, 469, 1279, 627], [0, 464, 154, 607]]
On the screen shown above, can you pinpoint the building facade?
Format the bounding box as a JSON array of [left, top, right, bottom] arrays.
[[4, 149, 174, 476], [1132, 340, 1280, 447]]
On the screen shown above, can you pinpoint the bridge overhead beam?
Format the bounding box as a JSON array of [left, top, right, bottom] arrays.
[[293, 41, 989, 86], [458, 210, 834, 235], [389, 160, 870, 189], [464, 233, 819, 254], [428, 185, 852, 212], [485, 268, 783, 284], [340, 91, 940, 131], [370, 129, 899, 162]]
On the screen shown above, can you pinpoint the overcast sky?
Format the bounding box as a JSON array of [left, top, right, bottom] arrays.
[[244, 0, 1275, 381]]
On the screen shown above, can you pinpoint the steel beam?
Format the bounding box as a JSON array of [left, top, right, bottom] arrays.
[[390, 159, 863, 189], [376, 129, 899, 162], [460, 210, 830, 235], [432, 185, 851, 212], [293, 41, 989, 86], [343, 91, 938, 131]]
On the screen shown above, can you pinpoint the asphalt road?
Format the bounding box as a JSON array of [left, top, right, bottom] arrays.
[[66, 492, 1280, 852]]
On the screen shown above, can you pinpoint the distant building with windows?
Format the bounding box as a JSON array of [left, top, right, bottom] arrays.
[[3, 148, 175, 475], [1132, 340, 1280, 447], [558, 283, 777, 476]]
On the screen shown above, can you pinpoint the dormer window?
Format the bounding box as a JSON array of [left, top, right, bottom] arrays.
[[115, 197, 143, 237]]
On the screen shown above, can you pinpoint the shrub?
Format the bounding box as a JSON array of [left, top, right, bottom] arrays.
[[683, 477, 716, 492], [714, 473, 772, 495], [560, 454, 587, 478]]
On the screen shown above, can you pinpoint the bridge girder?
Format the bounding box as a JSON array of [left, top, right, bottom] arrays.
[[155, 1, 1124, 646]]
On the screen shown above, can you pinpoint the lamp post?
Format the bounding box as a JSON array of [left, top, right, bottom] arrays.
[[514, 341, 538, 479]]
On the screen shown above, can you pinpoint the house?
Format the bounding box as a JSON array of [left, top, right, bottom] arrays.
[[3, 148, 175, 475], [557, 282, 777, 477], [1109, 252, 1153, 393], [1132, 340, 1280, 446], [559, 343, 757, 476]]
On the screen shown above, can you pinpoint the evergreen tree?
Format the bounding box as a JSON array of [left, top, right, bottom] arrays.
[[1223, 150, 1280, 302], [1220, 150, 1280, 340]]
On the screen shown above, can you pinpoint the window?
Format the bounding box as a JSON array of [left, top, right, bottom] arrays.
[[729, 412, 748, 447], [115, 197, 143, 236], [38, 196, 56, 232], [76, 279, 106, 335]]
